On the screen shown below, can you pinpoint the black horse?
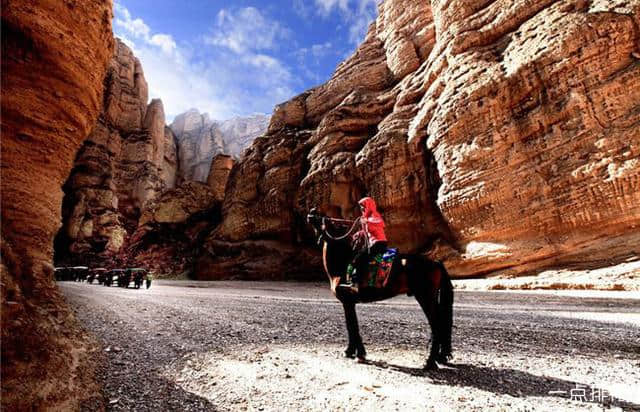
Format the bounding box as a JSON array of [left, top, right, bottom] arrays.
[[307, 211, 454, 370]]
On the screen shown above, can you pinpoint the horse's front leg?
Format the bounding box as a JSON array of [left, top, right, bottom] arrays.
[[416, 292, 441, 370], [342, 300, 366, 362]]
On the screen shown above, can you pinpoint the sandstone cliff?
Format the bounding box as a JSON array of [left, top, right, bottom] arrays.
[[170, 109, 269, 182], [55, 39, 178, 266], [207, 154, 236, 203], [199, 0, 640, 280], [127, 181, 222, 275], [1, 1, 114, 409]]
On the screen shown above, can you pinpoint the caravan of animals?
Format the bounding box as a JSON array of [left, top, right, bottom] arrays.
[[1, 0, 639, 410]]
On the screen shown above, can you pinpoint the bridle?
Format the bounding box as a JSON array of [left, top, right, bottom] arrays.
[[307, 213, 358, 291], [320, 217, 360, 241]]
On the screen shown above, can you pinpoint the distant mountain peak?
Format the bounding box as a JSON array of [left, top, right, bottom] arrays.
[[170, 110, 270, 182]]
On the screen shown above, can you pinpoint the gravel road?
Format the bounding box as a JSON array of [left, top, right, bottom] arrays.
[[60, 281, 640, 411]]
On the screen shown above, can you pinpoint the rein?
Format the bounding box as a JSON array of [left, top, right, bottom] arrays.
[[321, 217, 360, 241]]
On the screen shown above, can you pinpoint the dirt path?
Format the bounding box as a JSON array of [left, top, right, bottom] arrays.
[[60, 281, 640, 411]]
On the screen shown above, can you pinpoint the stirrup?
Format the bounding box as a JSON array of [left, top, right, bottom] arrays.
[[338, 283, 359, 293]]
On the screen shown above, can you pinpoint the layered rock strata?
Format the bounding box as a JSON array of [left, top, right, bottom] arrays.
[[200, 0, 640, 279], [1, 1, 114, 409], [170, 109, 269, 182], [55, 39, 178, 266]]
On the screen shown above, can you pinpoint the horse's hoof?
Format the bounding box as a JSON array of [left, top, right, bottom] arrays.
[[356, 356, 366, 364], [424, 360, 439, 371], [344, 350, 356, 359]]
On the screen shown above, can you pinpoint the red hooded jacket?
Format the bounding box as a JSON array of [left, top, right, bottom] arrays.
[[357, 197, 387, 246]]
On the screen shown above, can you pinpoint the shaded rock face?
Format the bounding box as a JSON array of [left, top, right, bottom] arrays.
[[55, 39, 178, 266], [1, 1, 113, 409], [127, 181, 222, 275], [200, 0, 640, 280], [170, 109, 269, 182]]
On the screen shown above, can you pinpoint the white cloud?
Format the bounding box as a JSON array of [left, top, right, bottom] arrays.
[[293, 0, 313, 19], [114, 2, 178, 58], [311, 42, 333, 58], [149, 34, 177, 54], [114, 4, 151, 39], [296, 0, 378, 45], [113, 2, 297, 121], [292, 41, 340, 84], [204, 7, 290, 54]]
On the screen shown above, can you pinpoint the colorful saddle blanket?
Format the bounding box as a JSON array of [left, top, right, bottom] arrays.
[[364, 248, 398, 289]]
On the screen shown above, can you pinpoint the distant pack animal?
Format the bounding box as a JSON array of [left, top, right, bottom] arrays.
[[307, 210, 454, 370]]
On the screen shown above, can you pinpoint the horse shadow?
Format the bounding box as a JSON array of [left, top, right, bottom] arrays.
[[364, 359, 639, 410]]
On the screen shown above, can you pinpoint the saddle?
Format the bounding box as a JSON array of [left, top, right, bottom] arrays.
[[363, 248, 398, 289]]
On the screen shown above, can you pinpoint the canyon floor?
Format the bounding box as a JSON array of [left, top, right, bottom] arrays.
[[60, 281, 640, 411]]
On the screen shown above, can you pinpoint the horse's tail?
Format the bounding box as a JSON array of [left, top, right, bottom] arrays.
[[437, 261, 454, 357]]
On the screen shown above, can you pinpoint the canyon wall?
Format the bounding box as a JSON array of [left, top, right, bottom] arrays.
[[207, 154, 236, 203], [127, 154, 234, 275], [1, 1, 114, 409], [170, 109, 269, 182], [55, 39, 178, 266], [127, 181, 223, 274], [199, 0, 640, 279]]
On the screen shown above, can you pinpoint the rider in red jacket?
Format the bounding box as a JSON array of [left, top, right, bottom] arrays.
[[341, 197, 388, 292]]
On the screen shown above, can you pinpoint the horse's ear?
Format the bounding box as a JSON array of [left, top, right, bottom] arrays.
[[307, 207, 318, 224]]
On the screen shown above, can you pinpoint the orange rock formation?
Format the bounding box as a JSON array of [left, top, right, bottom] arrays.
[[55, 39, 178, 266], [200, 0, 640, 279], [1, 1, 114, 409]]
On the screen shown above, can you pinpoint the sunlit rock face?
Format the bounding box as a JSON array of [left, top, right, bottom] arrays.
[[407, 0, 640, 275], [1, 1, 114, 409], [55, 39, 178, 266], [200, 0, 640, 279], [170, 109, 270, 182]]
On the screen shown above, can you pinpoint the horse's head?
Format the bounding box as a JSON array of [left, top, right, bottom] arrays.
[[307, 208, 354, 292], [306, 208, 328, 245]]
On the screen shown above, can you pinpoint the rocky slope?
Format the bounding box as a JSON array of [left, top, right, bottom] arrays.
[[125, 154, 235, 275], [199, 0, 640, 280], [170, 109, 269, 181], [126, 181, 222, 275], [1, 1, 114, 409], [54, 39, 178, 266]]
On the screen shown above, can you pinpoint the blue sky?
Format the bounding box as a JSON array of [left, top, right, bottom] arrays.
[[113, 0, 379, 121]]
